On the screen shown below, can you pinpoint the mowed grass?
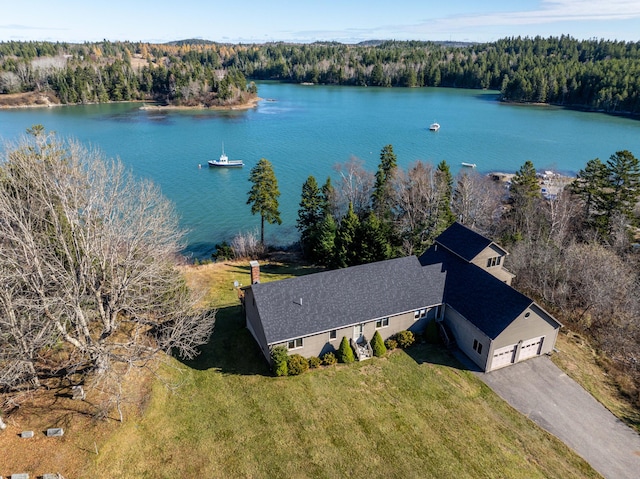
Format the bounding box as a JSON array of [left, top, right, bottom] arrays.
[[86, 261, 599, 478]]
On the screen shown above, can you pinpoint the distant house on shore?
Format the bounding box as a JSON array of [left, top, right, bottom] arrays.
[[242, 222, 561, 372]]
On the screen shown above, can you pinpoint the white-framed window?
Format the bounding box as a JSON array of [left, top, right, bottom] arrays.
[[329, 329, 337, 340], [376, 317, 389, 329], [486, 256, 502, 267], [413, 308, 428, 320], [287, 338, 303, 350]]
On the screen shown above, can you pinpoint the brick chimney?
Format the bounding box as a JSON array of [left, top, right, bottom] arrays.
[[250, 260, 260, 284]]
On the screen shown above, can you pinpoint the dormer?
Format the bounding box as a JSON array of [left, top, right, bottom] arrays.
[[469, 243, 515, 285], [434, 222, 515, 285]]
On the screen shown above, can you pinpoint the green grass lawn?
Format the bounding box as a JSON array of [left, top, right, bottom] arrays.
[[87, 261, 600, 478]]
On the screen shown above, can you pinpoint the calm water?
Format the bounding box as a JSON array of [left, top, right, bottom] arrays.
[[1, 83, 639, 257]]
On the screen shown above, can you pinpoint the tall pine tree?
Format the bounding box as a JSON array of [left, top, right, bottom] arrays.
[[333, 202, 360, 268], [247, 158, 281, 245], [297, 175, 324, 257]]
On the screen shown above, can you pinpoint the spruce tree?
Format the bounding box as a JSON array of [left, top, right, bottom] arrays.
[[435, 160, 456, 229], [571, 158, 608, 220], [604, 150, 640, 224], [333, 202, 360, 268], [314, 213, 337, 266], [247, 158, 281, 245], [372, 144, 398, 215], [297, 175, 324, 258], [337, 336, 355, 363], [357, 211, 391, 264], [371, 330, 387, 357], [321, 176, 335, 216], [508, 160, 541, 240], [271, 346, 289, 377], [571, 150, 640, 239]]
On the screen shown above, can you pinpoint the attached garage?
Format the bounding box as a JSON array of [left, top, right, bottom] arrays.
[[491, 344, 517, 370], [518, 336, 544, 361], [489, 336, 547, 371]]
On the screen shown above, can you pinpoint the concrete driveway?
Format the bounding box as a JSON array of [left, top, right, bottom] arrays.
[[476, 356, 640, 479]]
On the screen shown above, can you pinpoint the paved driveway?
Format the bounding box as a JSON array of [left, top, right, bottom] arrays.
[[476, 356, 640, 479]]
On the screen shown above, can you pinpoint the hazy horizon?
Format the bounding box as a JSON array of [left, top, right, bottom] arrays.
[[2, 1, 640, 45]]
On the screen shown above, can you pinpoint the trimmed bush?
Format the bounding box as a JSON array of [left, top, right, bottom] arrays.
[[287, 354, 309, 376], [308, 356, 322, 369], [384, 338, 398, 350], [395, 330, 415, 349], [321, 352, 337, 366], [337, 336, 355, 363], [371, 330, 387, 357], [271, 346, 288, 377]]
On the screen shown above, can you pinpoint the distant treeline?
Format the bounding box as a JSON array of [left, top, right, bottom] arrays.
[[1, 36, 640, 114], [0, 40, 256, 106]]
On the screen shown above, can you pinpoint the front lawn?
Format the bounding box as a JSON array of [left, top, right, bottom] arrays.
[[85, 261, 599, 478]]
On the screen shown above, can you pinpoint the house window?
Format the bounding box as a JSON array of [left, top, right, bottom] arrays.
[[473, 339, 483, 354], [287, 338, 303, 350], [414, 310, 420, 319], [414, 308, 427, 320], [435, 305, 442, 319], [329, 329, 337, 340], [487, 256, 502, 267], [376, 317, 389, 329]]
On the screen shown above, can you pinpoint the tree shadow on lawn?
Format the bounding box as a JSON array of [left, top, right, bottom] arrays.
[[179, 304, 271, 377]]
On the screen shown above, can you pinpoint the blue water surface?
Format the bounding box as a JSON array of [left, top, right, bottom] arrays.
[[1, 82, 639, 257]]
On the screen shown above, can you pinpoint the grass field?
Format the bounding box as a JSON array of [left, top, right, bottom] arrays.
[[80, 260, 599, 478]]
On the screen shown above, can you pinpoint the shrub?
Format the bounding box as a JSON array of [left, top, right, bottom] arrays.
[[337, 336, 355, 363], [321, 352, 337, 366], [231, 228, 264, 259], [271, 346, 288, 377], [395, 330, 415, 348], [308, 356, 322, 369], [371, 330, 387, 357], [212, 241, 234, 261], [384, 338, 398, 350], [287, 354, 309, 376]]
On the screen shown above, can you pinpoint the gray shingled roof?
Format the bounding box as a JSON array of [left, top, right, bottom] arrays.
[[435, 221, 507, 262], [419, 245, 533, 339], [250, 256, 447, 345]]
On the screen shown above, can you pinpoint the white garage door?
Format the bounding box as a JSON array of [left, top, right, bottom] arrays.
[[491, 344, 516, 370], [519, 336, 544, 360]]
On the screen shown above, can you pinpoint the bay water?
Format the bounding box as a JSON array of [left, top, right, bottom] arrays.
[[1, 82, 639, 258]]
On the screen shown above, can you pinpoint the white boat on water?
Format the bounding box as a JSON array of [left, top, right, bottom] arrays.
[[208, 144, 244, 168], [461, 162, 476, 168], [429, 122, 440, 131]]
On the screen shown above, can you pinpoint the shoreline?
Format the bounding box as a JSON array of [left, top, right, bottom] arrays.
[[139, 96, 261, 111], [0, 93, 261, 111]]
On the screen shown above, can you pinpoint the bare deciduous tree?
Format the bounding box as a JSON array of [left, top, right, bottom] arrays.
[[333, 156, 374, 218], [452, 171, 503, 235], [390, 161, 449, 255], [0, 129, 215, 398]]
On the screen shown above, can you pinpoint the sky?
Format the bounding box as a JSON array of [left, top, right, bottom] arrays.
[[2, 0, 640, 44]]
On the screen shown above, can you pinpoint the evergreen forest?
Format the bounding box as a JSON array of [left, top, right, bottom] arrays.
[[1, 36, 640, 114]]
